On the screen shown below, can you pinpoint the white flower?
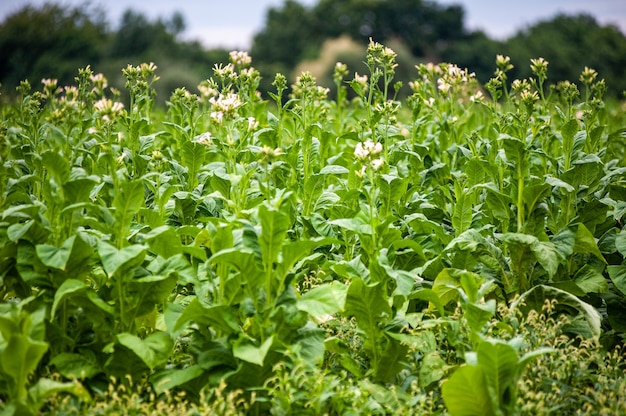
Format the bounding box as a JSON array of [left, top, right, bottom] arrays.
[[354, 142, 369, 160], [210, 111, 224, 124], [371, 158, 384, 170], [229, 50, 252, 67], [193, 132, 212, 145], [247, 116, 258, 131], [209, 92, 243, 114]]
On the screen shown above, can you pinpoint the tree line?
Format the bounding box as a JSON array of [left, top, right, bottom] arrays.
[[1, 0, 625, 103]]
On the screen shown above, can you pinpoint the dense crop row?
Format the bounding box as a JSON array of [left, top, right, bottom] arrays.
[[1, 41, 625, 414]]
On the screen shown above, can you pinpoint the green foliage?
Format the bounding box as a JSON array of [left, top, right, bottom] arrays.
[[1, 42, 626, 415]]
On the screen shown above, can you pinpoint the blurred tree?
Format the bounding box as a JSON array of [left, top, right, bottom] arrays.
[[310, 0, 465, 58], [441, 30, 502, 86], [503, 14, 626, 96], [0, 3, 107, 90], [252, 0, 465, 68]]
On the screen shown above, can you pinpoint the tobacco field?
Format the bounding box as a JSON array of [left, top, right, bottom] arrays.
[[1, 41, 626, 415]]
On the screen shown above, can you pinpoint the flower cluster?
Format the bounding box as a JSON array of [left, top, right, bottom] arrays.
[[291, 72, 330, 102], [258, 145, 283, 165], [209, 92, 243, 123], [354, 139, 384, 175], [93, 98, 125, 122], [229, 51, 252, 68]]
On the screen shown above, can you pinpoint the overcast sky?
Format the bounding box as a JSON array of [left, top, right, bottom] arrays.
[[2, 0, 625, 49]]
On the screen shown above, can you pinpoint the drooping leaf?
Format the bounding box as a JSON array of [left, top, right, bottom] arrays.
[[513, 285, 601, 338], [573, 223, 606, 262], [233, 335, 274, 367], [51, 279, 87, 320], [151, 365, 205, 395], [116, 331, 173, 371], [28, 378, 91, 410]]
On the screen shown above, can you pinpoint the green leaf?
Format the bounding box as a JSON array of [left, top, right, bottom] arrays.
[[513, 285, 601, 338], [501, 233, 561, 277], [477, 340, 518, 412], [28, 378, 91, 410], [419, 352, 447, 387], [319, 165, 349, 175], [615, 231, 626, 256], [297, 281, 348, 318], [233, 336, 274, 367], [258, 203, 290, 269], [608, 265, 626, 296], [561, 118, 579, 143], [36, 236, 75, 270], [409, 289, 445, 316], [51, 279, 87, 320], [50, 352, 102, 380], [344, 278, 392, 351], [144, 225, 183, 258], [151, 365, 205, 395], [174, 298, 240, 335], [329, 217, 373, 235], [573, 223, 606, 262], [2, 334, 49, 399], [442, 364, 494, 416], [97, 241, 147, 278], [452, 191, 472, 236], [41, 150, 70, 183], [116, 331, 173, 370], [113, 179, 145, 237], [573, 264, 608, 294]]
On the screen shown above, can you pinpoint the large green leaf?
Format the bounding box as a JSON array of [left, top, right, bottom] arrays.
[[608, 265, 626, 296], [477, 340, 518, 413], [116, 331, 173, 370], [233, 335, 274, 367], [41, 150, 70, 183], [151, 365, 205, 395], [2, 334, 49, 400], [97, 241, 147, 278], [50, 352, 102, 380], [297, 281, 348, 318], [452, 189, 472, 237], [513, 285, 601, 338], [572, 223, 605, 262], [573, 264, 608, 294], [113, 179, 145, 237], [174, 298, 240, 335], [442, 364, 494, 416], [51, 279, 87, 320], [258, 203, 290, 269], [36, 236, 75, 270], [144, 225, 183, 258]]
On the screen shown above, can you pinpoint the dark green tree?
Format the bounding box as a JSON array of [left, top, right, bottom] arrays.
[[0, 2, 107, 90], [502, 14, 626, 97]]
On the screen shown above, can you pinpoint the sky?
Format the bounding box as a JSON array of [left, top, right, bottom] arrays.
[[1, 0, 625, 50]]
